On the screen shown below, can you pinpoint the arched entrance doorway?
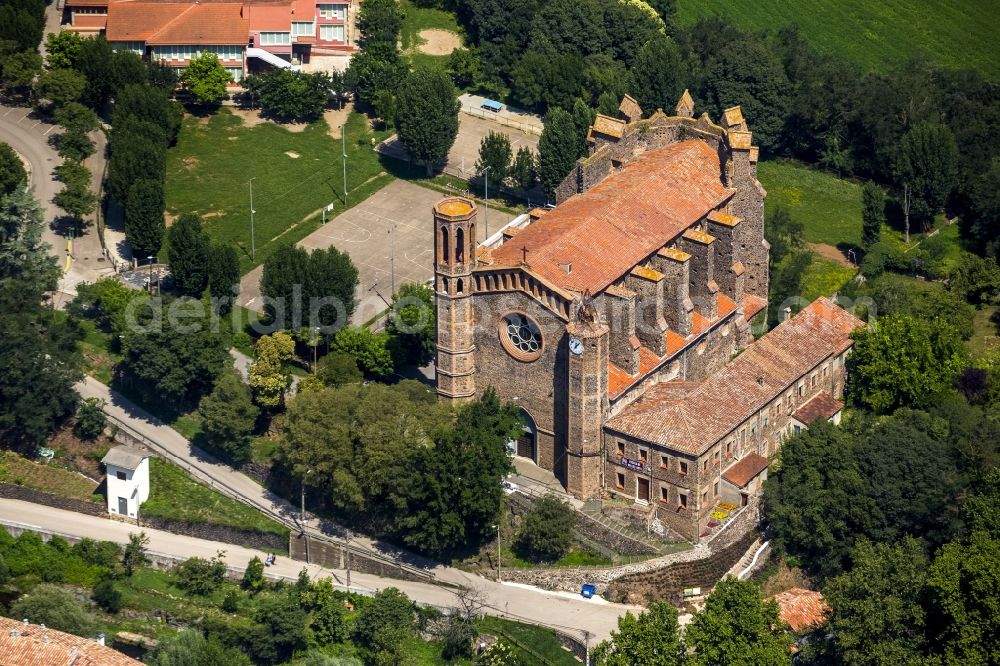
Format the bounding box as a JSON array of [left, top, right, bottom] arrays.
[[513, 410, 537, 463]]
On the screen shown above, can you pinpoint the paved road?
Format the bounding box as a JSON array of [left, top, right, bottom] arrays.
[[75, 376, 638, 641], [0, 104, 112, 297], [0, 499, 631, 642]]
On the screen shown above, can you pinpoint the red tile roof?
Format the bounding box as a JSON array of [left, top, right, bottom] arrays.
[[721, 452, 768, 487], [491, 141, 734, 293], [0, 617, 142, 666], [247, 3, 291, 30], [792, 392, 843, 425], [71, 14, 108, 30], [608, 293, 741, 400], [773, 588, 829, 633], [107, 0, 250, 45], [606, 298, 863, 455]]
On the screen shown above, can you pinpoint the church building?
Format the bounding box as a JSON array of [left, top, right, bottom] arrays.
[[433, 93, 862, 540]]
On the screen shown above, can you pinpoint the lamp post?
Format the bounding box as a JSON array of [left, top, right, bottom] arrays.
[[492, 522, 501, 582], [341, 124, 348, 206], [248, 177, 257, 260], [147, 256, 154, 293], [300, 468, 312, 563]]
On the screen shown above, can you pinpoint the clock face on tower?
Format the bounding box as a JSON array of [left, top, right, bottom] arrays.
[[568, 336, 584, 355]]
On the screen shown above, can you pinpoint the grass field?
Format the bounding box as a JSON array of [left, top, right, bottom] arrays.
[[400, 0, 463, 71], [165, 109, 394, 274], [758, 159, 864, 247], [800, 255, 856, 302], [676, 0, 1000, 79], [969, 305, 1000, 358], [0, 451, 100, 501], [141, 457, 290, 541]]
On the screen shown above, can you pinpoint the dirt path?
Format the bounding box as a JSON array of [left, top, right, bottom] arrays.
[[807, 242, 856, 267], [417, 29, 461, 56]]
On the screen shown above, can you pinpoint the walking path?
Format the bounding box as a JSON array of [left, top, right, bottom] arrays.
[[74, 377, 637, 642], [0, 499, 629, 643]]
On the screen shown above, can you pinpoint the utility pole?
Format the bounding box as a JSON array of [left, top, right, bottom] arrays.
[[496, 522, 502, 582], [584, 631, 591, 666], [903, 182, 911, 244], [481, 166, 491, 239], [248, 177, 257, 260], [389, 225, 396, 295], [147, 256, 154, 294], [342, 124, 348, 206]]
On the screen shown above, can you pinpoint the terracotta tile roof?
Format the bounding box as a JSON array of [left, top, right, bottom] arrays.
[[107, 0, 250, 45], [608, 293, 740, 400], [792, 392, 843, 425], [742, 294, 767, 321], [773, 588, 829, 633], [66, 0, 108, 6], [71, 14, 108, 29], [0, 617, 142, 666], [491, 141, 734, 293], [248, 3, 291, 30], [722, 452, 768, 487], [605, 298, 863, 454]]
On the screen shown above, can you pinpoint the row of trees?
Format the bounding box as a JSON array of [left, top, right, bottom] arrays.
[[445, 2, 1000, 251], [279, 385, 520, 557]]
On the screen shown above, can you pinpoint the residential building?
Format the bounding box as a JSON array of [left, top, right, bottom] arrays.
[[101, 445, 151, 519], [0, 616, 141, 665], [432, 92, 864, 541], [62, 0, 357, 80]]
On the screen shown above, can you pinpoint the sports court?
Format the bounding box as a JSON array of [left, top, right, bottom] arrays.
[[238, 179, 517, 324]]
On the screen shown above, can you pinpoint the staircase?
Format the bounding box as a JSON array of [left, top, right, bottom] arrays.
[[246, 48, 301, 71], [580, 501, 682, 556]]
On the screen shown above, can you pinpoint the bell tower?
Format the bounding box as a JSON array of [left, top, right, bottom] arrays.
[[565, 297, 609, 499], [433, 197, 477, 401]]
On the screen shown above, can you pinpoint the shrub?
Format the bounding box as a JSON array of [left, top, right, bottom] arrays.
[[74, 397, 106, 439], [92, 578, 122, 613], [10, 584, 95, 636], [515, 495, 577, 561], [176, 554, 227, 595]]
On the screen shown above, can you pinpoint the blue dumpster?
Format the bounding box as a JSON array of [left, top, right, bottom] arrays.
[[581, 584, 596, 599]]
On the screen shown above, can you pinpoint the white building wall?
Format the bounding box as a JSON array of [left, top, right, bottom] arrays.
[[105, 458, 150, 518]]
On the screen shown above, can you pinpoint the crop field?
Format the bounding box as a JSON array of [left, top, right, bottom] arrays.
[[676, 0, 1000, 79]]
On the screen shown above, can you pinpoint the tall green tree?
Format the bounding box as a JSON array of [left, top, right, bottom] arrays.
[[0, 186, 80, 446], [180, 52, 231, 105], [386, 282, 436, 366], [248, 331, 295, 409], [822, 538, 930, 665], [763, 420, 877, 579], [571, 97, 595, 158], [1, 50, 42, 93], [168, 212, 211, 296], [353, 587, 415, 657], [627, 35, 684, 115], [54, 101, 99, 134], [331, 326, 394, 378], [44, 30, 84, 69], [252, 593, 310, 665], [54, 162, 96, 222], [476, 130, 512, 191], [949, 253, 1000, 305], [593, 602, 685, 666], [896, 122, 959, 223], [847, 313, 968, 413], [207, 243, 240, 313], [538, 106, 578, 199], [120, 297, 229, 406], [861, 181, 885, 248], [260, 245, 358, 331], [343, 41, 406, 106], [0, 142, 27, 195], [357, 0, 402, 43], [509, 146, 536, 191], [58, 125, 95, 162], [198, 368, 259, 464], [125, 178, 165, 258], [244, 69, 331, 122], [394, 66, 460, 175], [685, 577, 790, 666], [33, 67, 85, 108]]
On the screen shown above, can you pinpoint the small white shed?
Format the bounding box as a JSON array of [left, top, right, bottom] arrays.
[[101, 446, 151, 519]]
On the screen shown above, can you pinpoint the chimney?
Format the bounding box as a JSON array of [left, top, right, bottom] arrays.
[[678, 229, 718, 320], [625, 266, 668, 356], [97, 632, 106, 646], [783, 307, 792, 322]]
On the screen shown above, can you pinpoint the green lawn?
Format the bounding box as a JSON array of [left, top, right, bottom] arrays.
[[676, 0, 1000, 79], [478, 616, 581, 666], [800, 255, 856, 301], [969, 305, 1000, 359], [758, 159, 864, 247], [165, 109, 394, 274], [141, 458, 290, 542], [0, 451, 100, 501], [400, 0, 463, 71]]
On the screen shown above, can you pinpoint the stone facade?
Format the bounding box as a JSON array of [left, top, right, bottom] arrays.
[[433, 93, 860, 543]]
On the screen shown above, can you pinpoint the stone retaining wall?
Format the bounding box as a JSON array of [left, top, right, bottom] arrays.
[[138, 516, 287, 553], [289, 533, 427, 583], [0, 483, 105, 516], [500, 499, 762, 600]]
